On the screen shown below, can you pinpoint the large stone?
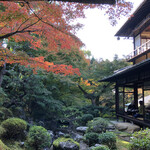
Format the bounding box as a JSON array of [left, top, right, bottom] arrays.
[[72, 132, 84, 142], [79, 141, 89, 150], [53, 137, 79, 150], [114, 122, 140, 133], [59, 141, 79, 150], [107, 123, 115, 131], [76, 126, 88, 133]]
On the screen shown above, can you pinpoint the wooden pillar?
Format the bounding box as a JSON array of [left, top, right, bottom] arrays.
[[134, 85, 138, 109], [115, 84, 119, 120], [123, 87, 125, 113], [123, 87, 126, 122], [142, 86, 145, 120]]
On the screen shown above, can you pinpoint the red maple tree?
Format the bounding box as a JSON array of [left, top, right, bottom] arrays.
[[0, 1, 133, 85]]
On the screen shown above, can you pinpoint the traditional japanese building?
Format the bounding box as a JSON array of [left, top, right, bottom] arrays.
[[100, 0, 150, 127]]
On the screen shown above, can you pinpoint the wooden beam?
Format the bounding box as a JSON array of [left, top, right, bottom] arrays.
[[4, 0, 116, 4], [54, 0, 115, 4]]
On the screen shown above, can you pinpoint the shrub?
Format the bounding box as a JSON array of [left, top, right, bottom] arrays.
[[129, 129, 150, 150], [80, 114, 94, 125], [25, 126, 51, 150], [91, 145, 110, 150], [87, 117, 109, 133], [85, 132, 99, 146], [80, 105, 100, 117], [1, 117, 27, 140], [98, 132, 117, 150]]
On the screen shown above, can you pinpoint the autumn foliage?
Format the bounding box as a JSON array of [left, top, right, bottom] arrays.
[[0, 1, 132, 76]]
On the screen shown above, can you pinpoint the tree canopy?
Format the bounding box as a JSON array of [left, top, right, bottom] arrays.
[[0, 1, 132, 79]]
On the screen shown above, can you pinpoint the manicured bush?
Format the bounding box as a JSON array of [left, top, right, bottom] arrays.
[[1, 117, 27, 140], [85, 132, 99, 146], [98, 132, 117, 150], [25, 125, 51, 150], [80, 114, 94, 125], [91, 145, 110, 150], [129, 129, 150, 150], [87, 117, 109, 133]]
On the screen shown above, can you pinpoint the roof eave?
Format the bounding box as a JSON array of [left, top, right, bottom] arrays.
[[115, 0, 148, 37], [54, 0, 115, 4], [99, 59, 150, 83], [6, 0, 115, 4]]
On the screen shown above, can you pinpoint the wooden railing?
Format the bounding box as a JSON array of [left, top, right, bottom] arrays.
[[126, 40, 150, 61]]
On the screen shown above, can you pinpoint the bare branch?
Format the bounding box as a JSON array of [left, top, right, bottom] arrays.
[[25, 1, 70, 35], [16, 17, 32, 31]]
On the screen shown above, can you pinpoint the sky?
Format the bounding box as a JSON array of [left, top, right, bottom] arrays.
[[76, 0, 143, 61]]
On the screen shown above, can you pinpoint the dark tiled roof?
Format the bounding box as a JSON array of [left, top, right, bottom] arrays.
[[115, 0, 150, 37], [99, 58, 150, 82]]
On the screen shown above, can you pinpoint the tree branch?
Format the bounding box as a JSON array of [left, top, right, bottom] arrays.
[[26, 1, 70, 35], [0, 29, 40, 39]]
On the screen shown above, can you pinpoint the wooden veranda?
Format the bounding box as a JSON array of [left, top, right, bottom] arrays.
[[100, 59, 150, 128]]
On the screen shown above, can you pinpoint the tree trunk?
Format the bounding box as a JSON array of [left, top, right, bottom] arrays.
[[0, 63, 6, 87], [78, 85, 99, 106], [95, 96, 100, 106]]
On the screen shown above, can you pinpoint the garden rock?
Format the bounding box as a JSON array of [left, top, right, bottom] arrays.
[[115, 122, 140, 133], [72, 132, 84, 142], [20, 142, 24, 147], [76, 126, 88, 134], [44, 148, 51, 150], [59, 141, 79, 150], [107, 123, 115, 131], [53, 137, 79, 150], [48, 130, 54, 142], [55, 131, 65, 138], [89, 144, 107, 150], [79, 141, 89, 150], [48, 130, 54, 138]]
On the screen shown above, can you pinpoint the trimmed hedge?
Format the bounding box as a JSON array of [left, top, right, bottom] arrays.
[[1, 117, 27, 140], [85, 132, 99, 146], [87, 117, 109, 133], [80, 114, 94, 125], [98, 132, 117, 150], [25, 126, 51, 149]]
